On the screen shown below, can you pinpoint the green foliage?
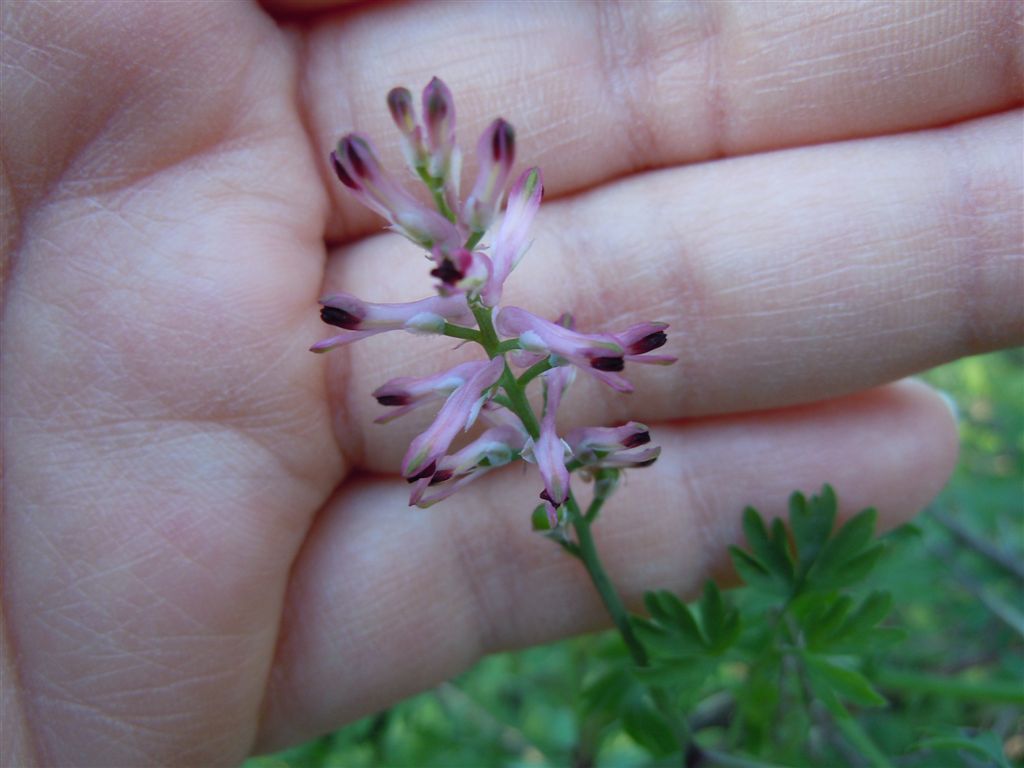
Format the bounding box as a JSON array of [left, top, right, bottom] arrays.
[[250, 350, 1024, 768]]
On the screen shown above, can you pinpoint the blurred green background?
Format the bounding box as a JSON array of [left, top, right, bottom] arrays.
[[249, 349, 1023, 767]]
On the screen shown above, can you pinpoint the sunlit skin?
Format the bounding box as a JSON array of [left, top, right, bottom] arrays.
[[2, 1, 1021, 764]]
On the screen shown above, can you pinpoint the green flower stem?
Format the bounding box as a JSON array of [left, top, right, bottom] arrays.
[[464, 230, 484, 251], [874, 667, 1024, 705], [517, 359, 553, 389], [442, 322, 481, 342], [471, 302, 539, 438], [567, 497, 648, 666], [432, 188, 456, 222], [417, 167, 456, 223]]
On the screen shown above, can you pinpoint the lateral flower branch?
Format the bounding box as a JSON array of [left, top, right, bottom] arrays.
[[313, 76, 675, 536]]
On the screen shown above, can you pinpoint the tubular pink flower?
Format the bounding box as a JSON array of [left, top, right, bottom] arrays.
[[464, 118, 516, 234], [372, 361, 486, 424], [409, 425, 526, 507], [481, 167, 543, 307], [496, 307, 627, 384], [402, 357, 505, 478], [311, 292, 471, 353], [565, 422, 660, 468], [522, 366, 574, 508], [331, 134, 459, 250], [613, 322, 677, 366]]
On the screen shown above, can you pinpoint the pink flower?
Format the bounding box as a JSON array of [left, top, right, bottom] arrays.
[[331, 134, 460, 250], [497, 308, 675, 393], [481, 167, 543, 307], [565, 422, 661, 469], [522, 366, 574, 510], [402, 357, 505, 478], [613, 322, 676, 366], [408, 424, 526, 507], [371, 361, 489, 424], [311, 292, 471, 353], [496, 306, 627, 382]]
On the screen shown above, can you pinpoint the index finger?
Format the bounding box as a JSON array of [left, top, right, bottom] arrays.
[[292, 0, 1023, 240]]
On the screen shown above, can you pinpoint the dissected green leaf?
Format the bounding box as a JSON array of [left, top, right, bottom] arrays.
[[803, 594, 855, 650], [811, 507, 878, 581], [580, 666, 635, 717], [790, 487, 837, 576], [622, 696, 679, 756], [803, 653, 887, 708], [699, 581, 741, 653]]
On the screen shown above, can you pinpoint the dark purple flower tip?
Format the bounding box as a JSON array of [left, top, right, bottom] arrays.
[[343, 137, 370, 179], [375, 394, 409, 407], [491, 119, 515, 163], [590, 356, 625, 372], [430, 258, 464, 285], [406, 460, 437, 483], [424, 77, 453, 124], [629, 331, 668, 355], [622, 430, 652, 449], [330, 150, 358, 190], [320, 305, 362, 329], [539, 488, 567, 506], [429, 469, 455, 486], [636, 456, 659, 468]]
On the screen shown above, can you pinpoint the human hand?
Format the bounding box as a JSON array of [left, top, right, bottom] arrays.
[[2, 1, 1020, 763]]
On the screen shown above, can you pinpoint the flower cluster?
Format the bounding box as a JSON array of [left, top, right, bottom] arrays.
[[314, 77, 675, 526]]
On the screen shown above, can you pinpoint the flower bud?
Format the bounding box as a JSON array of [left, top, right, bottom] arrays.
[[464, 118, 516, 233]]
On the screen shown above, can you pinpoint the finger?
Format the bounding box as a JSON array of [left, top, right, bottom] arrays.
[[256, 379, 958, 751], [318, 110, 1021, 470], [294, 0, 1023, 239]]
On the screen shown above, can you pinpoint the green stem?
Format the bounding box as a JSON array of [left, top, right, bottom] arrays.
[[464, 230, 484, 251], [468, 300, 688, 751], [442, 322, 481, 342], [517, 359, 553, 389], [567, 497, 648, 666]]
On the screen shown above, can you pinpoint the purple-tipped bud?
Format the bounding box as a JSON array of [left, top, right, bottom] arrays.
[[464, 118, 516, 233], [388, 87, 416, 133], [422, 77, 457, 177], [388, 86, 428, 174], [330, 133, 460, 250]]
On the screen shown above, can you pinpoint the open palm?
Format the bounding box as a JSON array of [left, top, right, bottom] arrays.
[[3, 1, 1020, 764]]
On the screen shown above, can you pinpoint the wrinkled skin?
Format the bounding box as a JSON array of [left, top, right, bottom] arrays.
[[2, 0, 1021, 763]]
